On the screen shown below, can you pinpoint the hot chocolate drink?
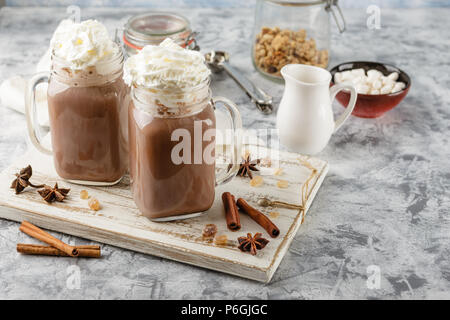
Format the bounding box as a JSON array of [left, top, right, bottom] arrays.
[[27, 19, 129, 184], [124, 38, 241, 220], [47, 67, 128, 183], [128, 100, 216, 219]]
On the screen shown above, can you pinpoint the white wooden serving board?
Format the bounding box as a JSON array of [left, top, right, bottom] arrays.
[[0, 144, 328, 282]]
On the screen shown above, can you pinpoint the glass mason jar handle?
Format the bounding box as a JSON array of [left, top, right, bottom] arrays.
[[25, 71, 53, 155], [213, 96, 242, 186]]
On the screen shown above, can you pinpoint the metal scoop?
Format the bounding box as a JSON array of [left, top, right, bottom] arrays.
[[205, 51, 273, 115]]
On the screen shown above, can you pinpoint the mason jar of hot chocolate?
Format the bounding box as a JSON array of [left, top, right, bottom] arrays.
[[129, 78, 241, 221], [26, 20, 129, 185], [125, 39, 242, 221]]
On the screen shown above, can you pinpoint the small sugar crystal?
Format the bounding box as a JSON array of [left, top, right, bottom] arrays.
[[269, 211, 280, 219], [202, 224, 218, 239], [214, 234, 228, 246], [260, 157, 272, 167], [88, 197, 101, 211], [80, 189, 89, 199], [276, 180, 289, 189], [250, 176, 264, 187]]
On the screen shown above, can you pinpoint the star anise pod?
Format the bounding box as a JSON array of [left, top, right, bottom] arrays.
[[238, 233, 269, 256], [237, 155, 260, 179], [10, 165, 43, 194], [37, 183, 70, 203]]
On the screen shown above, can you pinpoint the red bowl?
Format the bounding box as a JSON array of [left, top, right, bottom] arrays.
[[330, 61, 411, 118]]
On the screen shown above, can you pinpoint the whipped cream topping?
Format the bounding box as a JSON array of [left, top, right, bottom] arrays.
[[123, 38, 211, 89], [50, 19, 119, 70]]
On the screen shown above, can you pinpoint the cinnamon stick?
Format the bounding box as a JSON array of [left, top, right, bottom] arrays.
[[19, 221, 79, 257], [17, 244, 101, 258], [222, 192, 241, 231], [236, 198, 280, 238]]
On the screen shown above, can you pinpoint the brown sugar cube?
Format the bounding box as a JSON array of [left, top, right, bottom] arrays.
[[214, 234, 228, 246], [250, 176, 264, 187], [202, 224, 218, 239], [276, 180, 289, 189], [80, 189, 89, 199], [269, 211, 280, 219], [88, 197, 101, 211]]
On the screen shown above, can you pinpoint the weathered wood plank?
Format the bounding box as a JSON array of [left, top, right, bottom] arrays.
[[0, 144, 328, 282]]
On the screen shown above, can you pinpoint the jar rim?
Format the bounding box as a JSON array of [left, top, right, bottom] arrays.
[[132, 77, 212, 118], [50, 47, 124, 86]]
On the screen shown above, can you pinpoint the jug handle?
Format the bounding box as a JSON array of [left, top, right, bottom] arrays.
[[330, 83, 357, 133]]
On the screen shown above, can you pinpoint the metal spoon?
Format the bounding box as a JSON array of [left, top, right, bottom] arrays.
[[205, 51, 273, 115]]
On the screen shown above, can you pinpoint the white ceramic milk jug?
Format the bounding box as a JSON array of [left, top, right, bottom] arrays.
[[276, 64, 357, 155]]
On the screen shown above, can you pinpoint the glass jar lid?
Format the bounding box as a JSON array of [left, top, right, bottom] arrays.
[[123, 12, 197, 51]]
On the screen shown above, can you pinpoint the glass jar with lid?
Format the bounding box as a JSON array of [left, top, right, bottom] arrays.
[[252, 0, 346, 81], [122, 12, 198, 57]]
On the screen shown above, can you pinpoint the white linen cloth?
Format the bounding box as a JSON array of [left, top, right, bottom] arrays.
[[0, 36, 52, 127]]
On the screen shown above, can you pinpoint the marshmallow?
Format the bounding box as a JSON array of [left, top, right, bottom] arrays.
[[341, 70, 353, 81], [334, 72, 343, 83], [388, 72, 399, 82], [336, 68, 406, 96], [351, 68, 365, 77], [341, 81, 353, 87], [367, 69, 383, 80], [380, 86, 392, 94], [352, 75, 366, 85], [356, 83, 370, 94], [372, 79, 382, 90], [382, 80, 395, 91], [392, 82, 406, 93]]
